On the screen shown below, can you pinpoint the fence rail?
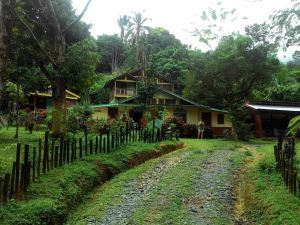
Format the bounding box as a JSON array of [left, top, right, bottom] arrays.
[[274, 136, 298, 196], [0, 121, 170, 205]]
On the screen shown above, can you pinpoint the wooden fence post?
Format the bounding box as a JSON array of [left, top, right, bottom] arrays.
[[15, 144, 21, 198], [90, 139, 93, 155], [63, 140, 67, 163], [79, 138, 83, 158], [71, 142, 74, 163], [99, 134, 102, 153], [3, 174, 10, 202], [51, 140, 54, 169], [111, 135, 114, 150], [107, 132, 110, 152], [85, 132, 88, 155], [43, 131, 49, 174], [37, 139, 42, 177], [95, 136, 98, 154], [54, 146, 59, 167], [59, 137, 63, 166], [74, 140, 77, 161], [20, 163, 25, 198], [103, 137, 106, 153], [0, 176, 3, 203], [10, 162, 16, 198], [66, 140, 70, 163], [24, 144, 30, 191], [32, 147, 36, 182]]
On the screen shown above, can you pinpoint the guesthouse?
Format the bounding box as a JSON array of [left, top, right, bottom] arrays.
[[92, 69, 233, 137]]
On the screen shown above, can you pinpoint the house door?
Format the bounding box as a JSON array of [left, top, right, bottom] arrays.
[[130, 108, 143, 123], [202, 112, 211, 127], [108, 107, 118, 119]]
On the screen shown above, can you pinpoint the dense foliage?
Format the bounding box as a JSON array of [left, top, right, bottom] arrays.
[[1, 2, 299, 139]]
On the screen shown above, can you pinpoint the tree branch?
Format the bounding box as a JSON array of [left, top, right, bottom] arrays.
[[13, 8, 56, 66], [62, 0, 92, 34], [40, 64, 53, 81], [46, 0, 60, 33]]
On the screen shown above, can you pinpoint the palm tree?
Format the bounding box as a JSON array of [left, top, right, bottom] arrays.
[[126, 12, 151, 45], [117, 15, 130, 42], [126, 12, 151, 66]]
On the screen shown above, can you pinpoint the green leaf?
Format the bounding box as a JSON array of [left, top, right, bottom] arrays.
[[287, 115, 300, 135]]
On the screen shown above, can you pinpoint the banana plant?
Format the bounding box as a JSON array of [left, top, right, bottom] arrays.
[[287, 115, 300, 135]]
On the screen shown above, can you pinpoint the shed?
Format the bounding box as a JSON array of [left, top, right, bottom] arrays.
[[245, 102, 300, 137]]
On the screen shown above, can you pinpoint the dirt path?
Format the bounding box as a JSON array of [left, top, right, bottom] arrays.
[[183, 150, 236, 225], [75, 144, 239, 225], [87, 151, 191, 225]]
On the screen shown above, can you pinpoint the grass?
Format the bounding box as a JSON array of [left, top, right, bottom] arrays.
[[66, 138, 242, 225], [0, 139, 183, 225], [0, 127, 102, 174], [0, 127, 45, 174], [236, 139, 300, 225]]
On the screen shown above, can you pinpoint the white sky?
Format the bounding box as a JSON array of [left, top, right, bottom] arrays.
[[72, 0, 296, 60]]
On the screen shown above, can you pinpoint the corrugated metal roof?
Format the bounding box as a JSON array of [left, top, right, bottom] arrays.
[[246, 103, 300, 112]]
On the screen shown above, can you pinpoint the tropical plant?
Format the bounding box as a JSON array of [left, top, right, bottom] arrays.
[[117, 15, 131, 42], [125, 12, 152, 65], [287, 116, 300, 135], [126, 12, 152, 45]]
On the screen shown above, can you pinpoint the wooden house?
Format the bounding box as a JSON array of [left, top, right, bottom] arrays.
[[28, 89, 80, 111], [92, 69, 232, 137]]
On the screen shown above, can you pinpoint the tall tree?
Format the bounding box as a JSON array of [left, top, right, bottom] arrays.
[[126, 12, 151, 66], [13, 0, 96, 135], [271, 0, 300, 50], [117, 15, 130, 42], [96, 35, 126, 73], [184, 35, 280, 139], [0, 0, 15, 103]]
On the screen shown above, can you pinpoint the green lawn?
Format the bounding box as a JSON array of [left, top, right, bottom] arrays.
[[0, 127, 45, 174], [0, 127, 100, 174]]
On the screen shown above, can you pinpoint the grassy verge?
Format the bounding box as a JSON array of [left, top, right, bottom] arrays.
[[236, 139, 300, 225], [0, 140, 183, 225]]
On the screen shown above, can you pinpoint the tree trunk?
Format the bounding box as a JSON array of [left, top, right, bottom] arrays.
[[51, 83, 67, 136], [0, 0, 11, 101], [14, 82, 19, 138]]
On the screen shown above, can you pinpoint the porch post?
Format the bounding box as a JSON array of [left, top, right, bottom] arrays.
[[255, 112, 263, 138]]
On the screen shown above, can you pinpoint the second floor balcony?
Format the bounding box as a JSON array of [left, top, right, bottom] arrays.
[[115, 88, 136, 97]]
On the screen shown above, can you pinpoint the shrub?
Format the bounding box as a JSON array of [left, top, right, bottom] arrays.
[[180, 124, 198, 138], [65, 103, 93, 134], [94, 118, 110, 134]]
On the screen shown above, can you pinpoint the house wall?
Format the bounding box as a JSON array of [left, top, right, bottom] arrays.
[[92, 107, 108, 120], [211, 112, 232, 128], [164, 107, 174, 117], [187, 108, 199, 124]]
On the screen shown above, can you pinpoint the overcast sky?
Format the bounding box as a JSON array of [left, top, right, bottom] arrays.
[[72, 0, 296, 60]]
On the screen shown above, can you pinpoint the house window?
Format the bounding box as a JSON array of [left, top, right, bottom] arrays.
[[217, 114, 225, 124], [165, 99, 176, 105], [150, 98, 157, 104], [158, 98, 164, 105], [174, 108, 187, 123]]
